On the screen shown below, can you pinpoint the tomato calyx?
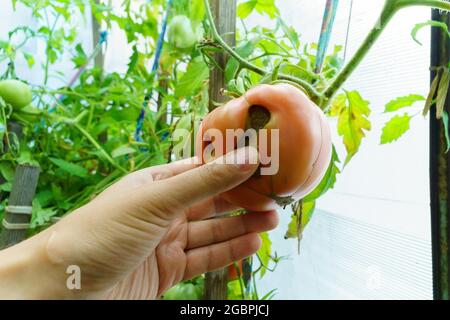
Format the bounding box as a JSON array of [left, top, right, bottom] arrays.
[[269, 194, 296, 208], [271, 79, 308, 97]]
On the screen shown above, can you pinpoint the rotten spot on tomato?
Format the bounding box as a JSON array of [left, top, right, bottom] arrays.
[[247, 105, 271, 130]]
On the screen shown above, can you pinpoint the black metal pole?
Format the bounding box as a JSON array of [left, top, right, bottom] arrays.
[[430, 8, 450, 300]]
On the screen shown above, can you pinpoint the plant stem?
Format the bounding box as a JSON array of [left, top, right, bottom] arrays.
[[43, 13, 61, 86], [73, 123, 127, 174], [322, 0, 398, 105], [203, 0, 322, 102], [52, 110, 127, 174], [323, 0, 450, 106], [37, 12, 61, 109], [0, 99, 11, 150], [397, 0, 450, 11]]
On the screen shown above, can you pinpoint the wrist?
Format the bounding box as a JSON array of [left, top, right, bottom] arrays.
[[0, 235, 48, 299], [0, 232, 84, 299]]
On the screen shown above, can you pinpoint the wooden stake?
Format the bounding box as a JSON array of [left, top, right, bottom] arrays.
[[204, 0, 237, 300], [0, 164, 40, 249], [430, 9, 450, 301], [91, 0, 104, 71]]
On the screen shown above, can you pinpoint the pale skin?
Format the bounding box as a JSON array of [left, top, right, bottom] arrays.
[[0, 147, 279, 299]]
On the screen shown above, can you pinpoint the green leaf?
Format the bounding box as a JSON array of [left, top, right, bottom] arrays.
[[284, 201, 315, 240], [277, 17, 300, 50], [31, 199, 58, 228], [337, 91, 371, 164], [22, 51, 35, 67], [329, 93, 346, 117], [36, 190, 54, 208], [71, 43, 87, 68], [51, 183, 63, 202], [49, 158, 88, 178], [412, 20, 450, 46], [175, 58, 209, 98], [17, 150, 39, 166], [111, 145, 136, 158], [226, 78, 246, 97], [237, 0, 257, 19], [423, 72, 441, 116], [225, 40, 254, 82], [37, 26, 51, 35], [255, 0, 279, 19], [436, 68, 450, 119], [260, 288, 277, 300], [0, 161, 15, 182], [257, 232, 272, 278], [442, 111, 450, 153], [227, 279, 244, 300], [384, 94, 425, 113], [190, 0, 205, 23], [303, 146, 340, 202], [107, 106, 140, 122], [380, 113, 412, 144], [238, 0, 278, 19], [127, 46, 139, 74], [0, 182, 12, 192]]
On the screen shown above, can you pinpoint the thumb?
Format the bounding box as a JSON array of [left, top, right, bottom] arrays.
[[149, 147, 259, 218]]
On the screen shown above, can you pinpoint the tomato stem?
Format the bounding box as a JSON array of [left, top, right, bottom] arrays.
[[322, 0, 450, 108], [205, 0, 450, 108], [203, 0, 322, 103], [74, 123, 127, 174], [49, 110, 127, 174]]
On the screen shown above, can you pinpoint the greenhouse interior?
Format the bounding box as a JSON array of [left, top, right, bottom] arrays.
[[0, 0, 449, 305]]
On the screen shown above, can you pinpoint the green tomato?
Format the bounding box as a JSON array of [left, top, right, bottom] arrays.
[[167, 15, 197, 49], [0, 79, 32, 110], [162, 283, 201, 300]]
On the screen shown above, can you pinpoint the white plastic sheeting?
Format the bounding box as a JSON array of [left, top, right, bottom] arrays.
[[252, 0, 433, 300]]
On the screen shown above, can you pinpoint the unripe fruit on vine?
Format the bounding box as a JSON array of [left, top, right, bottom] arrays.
[[196, 83, 332, 212], [167, 15, 198, 49], [162, 283, 202, 300], [0, 79, 32, 110]]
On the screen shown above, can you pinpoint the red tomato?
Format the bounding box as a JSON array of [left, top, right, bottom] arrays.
[[196, 83, 332, 211]]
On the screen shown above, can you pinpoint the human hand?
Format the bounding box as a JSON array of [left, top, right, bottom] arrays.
[[0, 147, 278, 299]]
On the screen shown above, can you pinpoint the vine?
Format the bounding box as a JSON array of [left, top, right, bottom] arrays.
[[203, 0, 450, 108]]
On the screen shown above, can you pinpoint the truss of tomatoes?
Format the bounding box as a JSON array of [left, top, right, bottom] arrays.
[[196, 83, 332, 212]]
